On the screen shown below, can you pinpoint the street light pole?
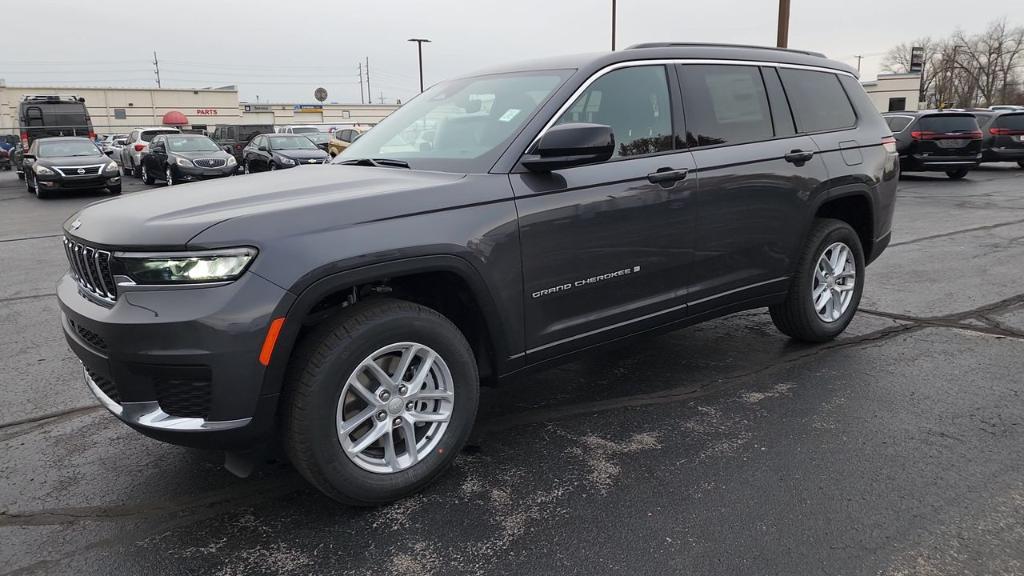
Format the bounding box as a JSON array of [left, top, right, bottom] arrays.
[[776, 0, 791, 48], [611, 0, 616, 51], [408, 38, 431, 93]]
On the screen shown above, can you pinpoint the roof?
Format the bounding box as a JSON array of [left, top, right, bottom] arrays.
[[466, 43, 857, 78], [33, 136, 92, 142]]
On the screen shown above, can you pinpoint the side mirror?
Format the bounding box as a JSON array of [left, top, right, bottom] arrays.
[[258, 145, 268, 152], [105, 150, 115, 156], [224, 146, 233, 153], [521, 123, 615, 172]]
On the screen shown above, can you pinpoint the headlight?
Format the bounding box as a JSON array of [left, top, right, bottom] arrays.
[[225, 155, 237, 166], [115, 247, 257, 284], [103, 162, 119, 174], [176, 157, 194, 167], [34, 165, 54, 175], [277, 156, 295, 166]]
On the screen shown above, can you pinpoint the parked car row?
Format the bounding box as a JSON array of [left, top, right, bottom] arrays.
[[882, 108, 1024, 179]]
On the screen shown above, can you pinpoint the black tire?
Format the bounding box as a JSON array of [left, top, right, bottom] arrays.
[[282, 299, 479, 506], [31, 175, 50, 199], [1017, 161, 1024, 169], [108, 184, 122, 195], [17, 171, 24, 181], [243, 161, 250, 174], [946, 168, 969, 179], [141, 164, 155, 185], [26, 174, 33, 193], [769, 218, 865, 342], [125, 158, 135, 177], [165, 166, 174, 186], [269, 162, 277, 171]]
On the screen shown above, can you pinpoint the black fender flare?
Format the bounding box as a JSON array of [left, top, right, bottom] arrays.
[[259, 254, 515, 397]]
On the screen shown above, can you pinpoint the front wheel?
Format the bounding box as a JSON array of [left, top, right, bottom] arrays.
[[108, 184, 122, 195], [1017, 161, 1024, 169], [283, 299, 479, 506], [770, 218, 865, 342], [269, 162, 277, 171], [141, 164, 155, 185], [165, 166, 174, 186], [946, 168, 969, 179]]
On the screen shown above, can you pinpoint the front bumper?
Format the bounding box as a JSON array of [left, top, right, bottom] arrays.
[[58, 270, 294, 449], [37, 174, 120, 190], [175, 163, 237, 181]]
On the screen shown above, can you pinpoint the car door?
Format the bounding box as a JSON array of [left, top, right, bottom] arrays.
[[148, 135, 168, 174], [676, 63, 829, 314], [246, 136, 262, 170], [510, 64, 699, 361]]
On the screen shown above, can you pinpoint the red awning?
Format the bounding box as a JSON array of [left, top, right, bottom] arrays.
[[161, 111, 189, 126]]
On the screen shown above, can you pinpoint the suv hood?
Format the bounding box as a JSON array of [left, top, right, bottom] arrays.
[[65, 165, 465, 249]]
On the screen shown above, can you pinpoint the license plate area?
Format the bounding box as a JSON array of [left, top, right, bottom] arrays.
[[936, 139, 968, 149]]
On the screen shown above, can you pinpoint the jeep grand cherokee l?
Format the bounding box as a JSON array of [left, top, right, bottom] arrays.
[[59, 43, 897, 505]]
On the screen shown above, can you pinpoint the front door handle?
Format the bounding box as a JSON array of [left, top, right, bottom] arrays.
[[647, 167, 689, 185], [784, 149, 815, 165]]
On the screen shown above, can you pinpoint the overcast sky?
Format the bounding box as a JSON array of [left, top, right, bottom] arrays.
[[2, 0, 1019, 104]]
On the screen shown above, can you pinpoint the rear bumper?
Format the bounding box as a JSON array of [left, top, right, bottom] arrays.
[[900, 153, 981, 172], [57, 271, 294, 449], [982, 148, 1024, 162]]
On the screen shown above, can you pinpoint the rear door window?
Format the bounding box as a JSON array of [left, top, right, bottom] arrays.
[[678, 64, 774, 147], [779, 69, 856, 133], [141, 130, 178, 142], [884, 116, 913, 133]]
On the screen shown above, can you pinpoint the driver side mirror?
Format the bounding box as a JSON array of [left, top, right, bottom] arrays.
[[224, 146, 233, 153], [521, 123, 615, 172], [258, 145, 268, 152]]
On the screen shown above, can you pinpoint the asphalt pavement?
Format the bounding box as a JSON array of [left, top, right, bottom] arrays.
[[1, 165, 1023, 576]]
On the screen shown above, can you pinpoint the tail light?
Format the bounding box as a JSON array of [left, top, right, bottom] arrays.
[[88, 130, 96, 141], [881, 136, 897, 154], [134, 144, 145, 152], [990, 127, 1024, 136], [20, 131, 29, 149], [911, 130, 982, 140], [910, 130, 934, 140]]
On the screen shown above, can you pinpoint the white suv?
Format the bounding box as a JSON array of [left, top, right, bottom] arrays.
[[275, 125, 322, 135], [119, 127, 180, 176]]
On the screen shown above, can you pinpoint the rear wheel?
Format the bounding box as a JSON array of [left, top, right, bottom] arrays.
[[1018, 161, 1024, 169], [165, 166, 174, 186], [946, 168, 969, 179], [141, 164, 155, 185], [770, 218, 864, 342], [283, 299, 479, 506]]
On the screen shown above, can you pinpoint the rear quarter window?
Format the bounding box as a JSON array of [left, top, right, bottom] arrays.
[[779, 69, 856, 133], [884, 116, 913, 133]]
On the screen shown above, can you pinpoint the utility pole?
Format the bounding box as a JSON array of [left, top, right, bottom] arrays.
[[379, 91, 384, 105], [153, 51, 162, 88], [855, 55, 863, 74], [611, 0, 617, 51], [408, 38, 431, 93], [776, 0, 790, 48], [365, 57, 371, 106], [358, 62, 365, 104]]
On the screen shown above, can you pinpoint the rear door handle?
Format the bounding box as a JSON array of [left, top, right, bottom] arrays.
[[647, 167, 689, 184], [784, 150, 815, 165]]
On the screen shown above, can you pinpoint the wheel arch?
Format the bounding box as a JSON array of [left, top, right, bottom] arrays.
[[811, 184, 875, 262], [261, 255, 512, 397]]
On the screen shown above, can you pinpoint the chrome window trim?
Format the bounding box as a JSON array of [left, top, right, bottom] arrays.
[[53, 163, 106, 177], [528, 58, 856, 152]]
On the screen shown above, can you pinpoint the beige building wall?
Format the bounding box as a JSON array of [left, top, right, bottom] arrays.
[[861, 73, 922, 113]]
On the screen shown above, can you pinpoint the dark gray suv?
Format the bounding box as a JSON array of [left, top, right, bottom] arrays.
[[58, 43, 898, 505]]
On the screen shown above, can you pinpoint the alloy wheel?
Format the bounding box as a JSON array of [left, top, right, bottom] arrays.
[[811, 242, 856, 322], [165, 167, 173, 186], [336, 342, 455, 474]]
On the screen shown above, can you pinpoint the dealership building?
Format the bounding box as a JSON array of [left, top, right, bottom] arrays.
[[861, 73, 922, 112], [0, 81, 399, 135]]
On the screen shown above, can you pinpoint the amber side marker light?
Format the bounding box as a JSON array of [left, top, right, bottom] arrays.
[[259, 317, 286, 366]]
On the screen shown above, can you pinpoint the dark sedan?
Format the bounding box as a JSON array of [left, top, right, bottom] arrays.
[[22, 137, 121, 198], [140, 134, 238, 186], [242, 133, 330, 173], [305, 131, 331, 152]]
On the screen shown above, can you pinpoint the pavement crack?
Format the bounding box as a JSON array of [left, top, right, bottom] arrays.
[[888, 217, 1024, 248], [0, 405, 100, 433]]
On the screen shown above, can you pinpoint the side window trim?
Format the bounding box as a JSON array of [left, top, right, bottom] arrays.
[[761, 66, 797, 138]]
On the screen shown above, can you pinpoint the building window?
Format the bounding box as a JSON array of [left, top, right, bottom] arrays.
[[113, 108, 127, 119], [342, 110, 351, 119], [888, 97, 907, 112]]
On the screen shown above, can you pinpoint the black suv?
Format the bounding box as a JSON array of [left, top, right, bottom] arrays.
[[968, 110, 1024, 167], [883, 111, 983, 179], [211, 124, 274, 163], [59, 44, 897, 505]]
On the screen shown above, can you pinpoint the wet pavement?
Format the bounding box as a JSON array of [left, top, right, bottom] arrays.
[[1, 166, 1023, 575]]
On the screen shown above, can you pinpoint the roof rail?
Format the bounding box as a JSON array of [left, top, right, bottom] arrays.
[[21, 94, 85, 103], [624, 42, 827, 58]]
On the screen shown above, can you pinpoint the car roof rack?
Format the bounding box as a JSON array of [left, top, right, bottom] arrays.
[[21, 94, 85, 103], [624, 42, 826, 58]]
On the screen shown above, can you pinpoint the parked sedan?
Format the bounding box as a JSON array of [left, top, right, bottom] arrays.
[[139, 134, 237, 185], [22, 136, 120, 198], [242, 134, 329, 172], [328, 126, 366, 157]]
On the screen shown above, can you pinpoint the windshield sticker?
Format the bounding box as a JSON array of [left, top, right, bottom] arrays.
[[498, 109, 521, 122]]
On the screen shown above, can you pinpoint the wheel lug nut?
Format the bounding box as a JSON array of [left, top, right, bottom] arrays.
[[379, 390, 391, 401], [398, 385, 408, 395], [376, 411, 387, 422], [405, 401, 414, 411], [393, 417, 402, 427]]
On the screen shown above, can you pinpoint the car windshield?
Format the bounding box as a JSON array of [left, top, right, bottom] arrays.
[[335, 70, 571, 172], [290, 127, 320, 134], [307, 133, 329, 144], [37, 140, 100, 157], [270, 135, 318, 150], [166, 136, 221, 152], [141, 130, 179, 142], [918, 115, 979, 132]]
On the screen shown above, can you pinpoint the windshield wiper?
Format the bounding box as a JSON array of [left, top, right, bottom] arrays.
[[339, 158, 410, 169]]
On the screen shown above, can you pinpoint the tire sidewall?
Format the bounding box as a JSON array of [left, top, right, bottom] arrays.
[[295, 309, 478, 503], [794, 223, 865, 339]]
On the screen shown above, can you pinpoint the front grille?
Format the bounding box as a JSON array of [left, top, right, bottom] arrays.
[[194, 158, 226, 168], [155, 377, 212, 419], [86, 368, 120, 403], [54, 165, 102, 176], [64, 237, 117, 301], [68, 318, 107, 351]]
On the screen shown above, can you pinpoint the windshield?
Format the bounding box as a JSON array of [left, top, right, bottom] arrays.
[[166, 136, 221, 152], [37, 140, 101, 157], [270, 135, 318, 150], [141, 130, 179, 142], [290, 127, 321, 134], [918, 115, 979, 132], [335, 70, 571, 172], [307, 133, 329, 144]]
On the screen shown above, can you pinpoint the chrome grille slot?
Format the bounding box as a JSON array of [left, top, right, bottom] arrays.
[[64, 237, 116, 301], [194, 158, 226, 168]]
